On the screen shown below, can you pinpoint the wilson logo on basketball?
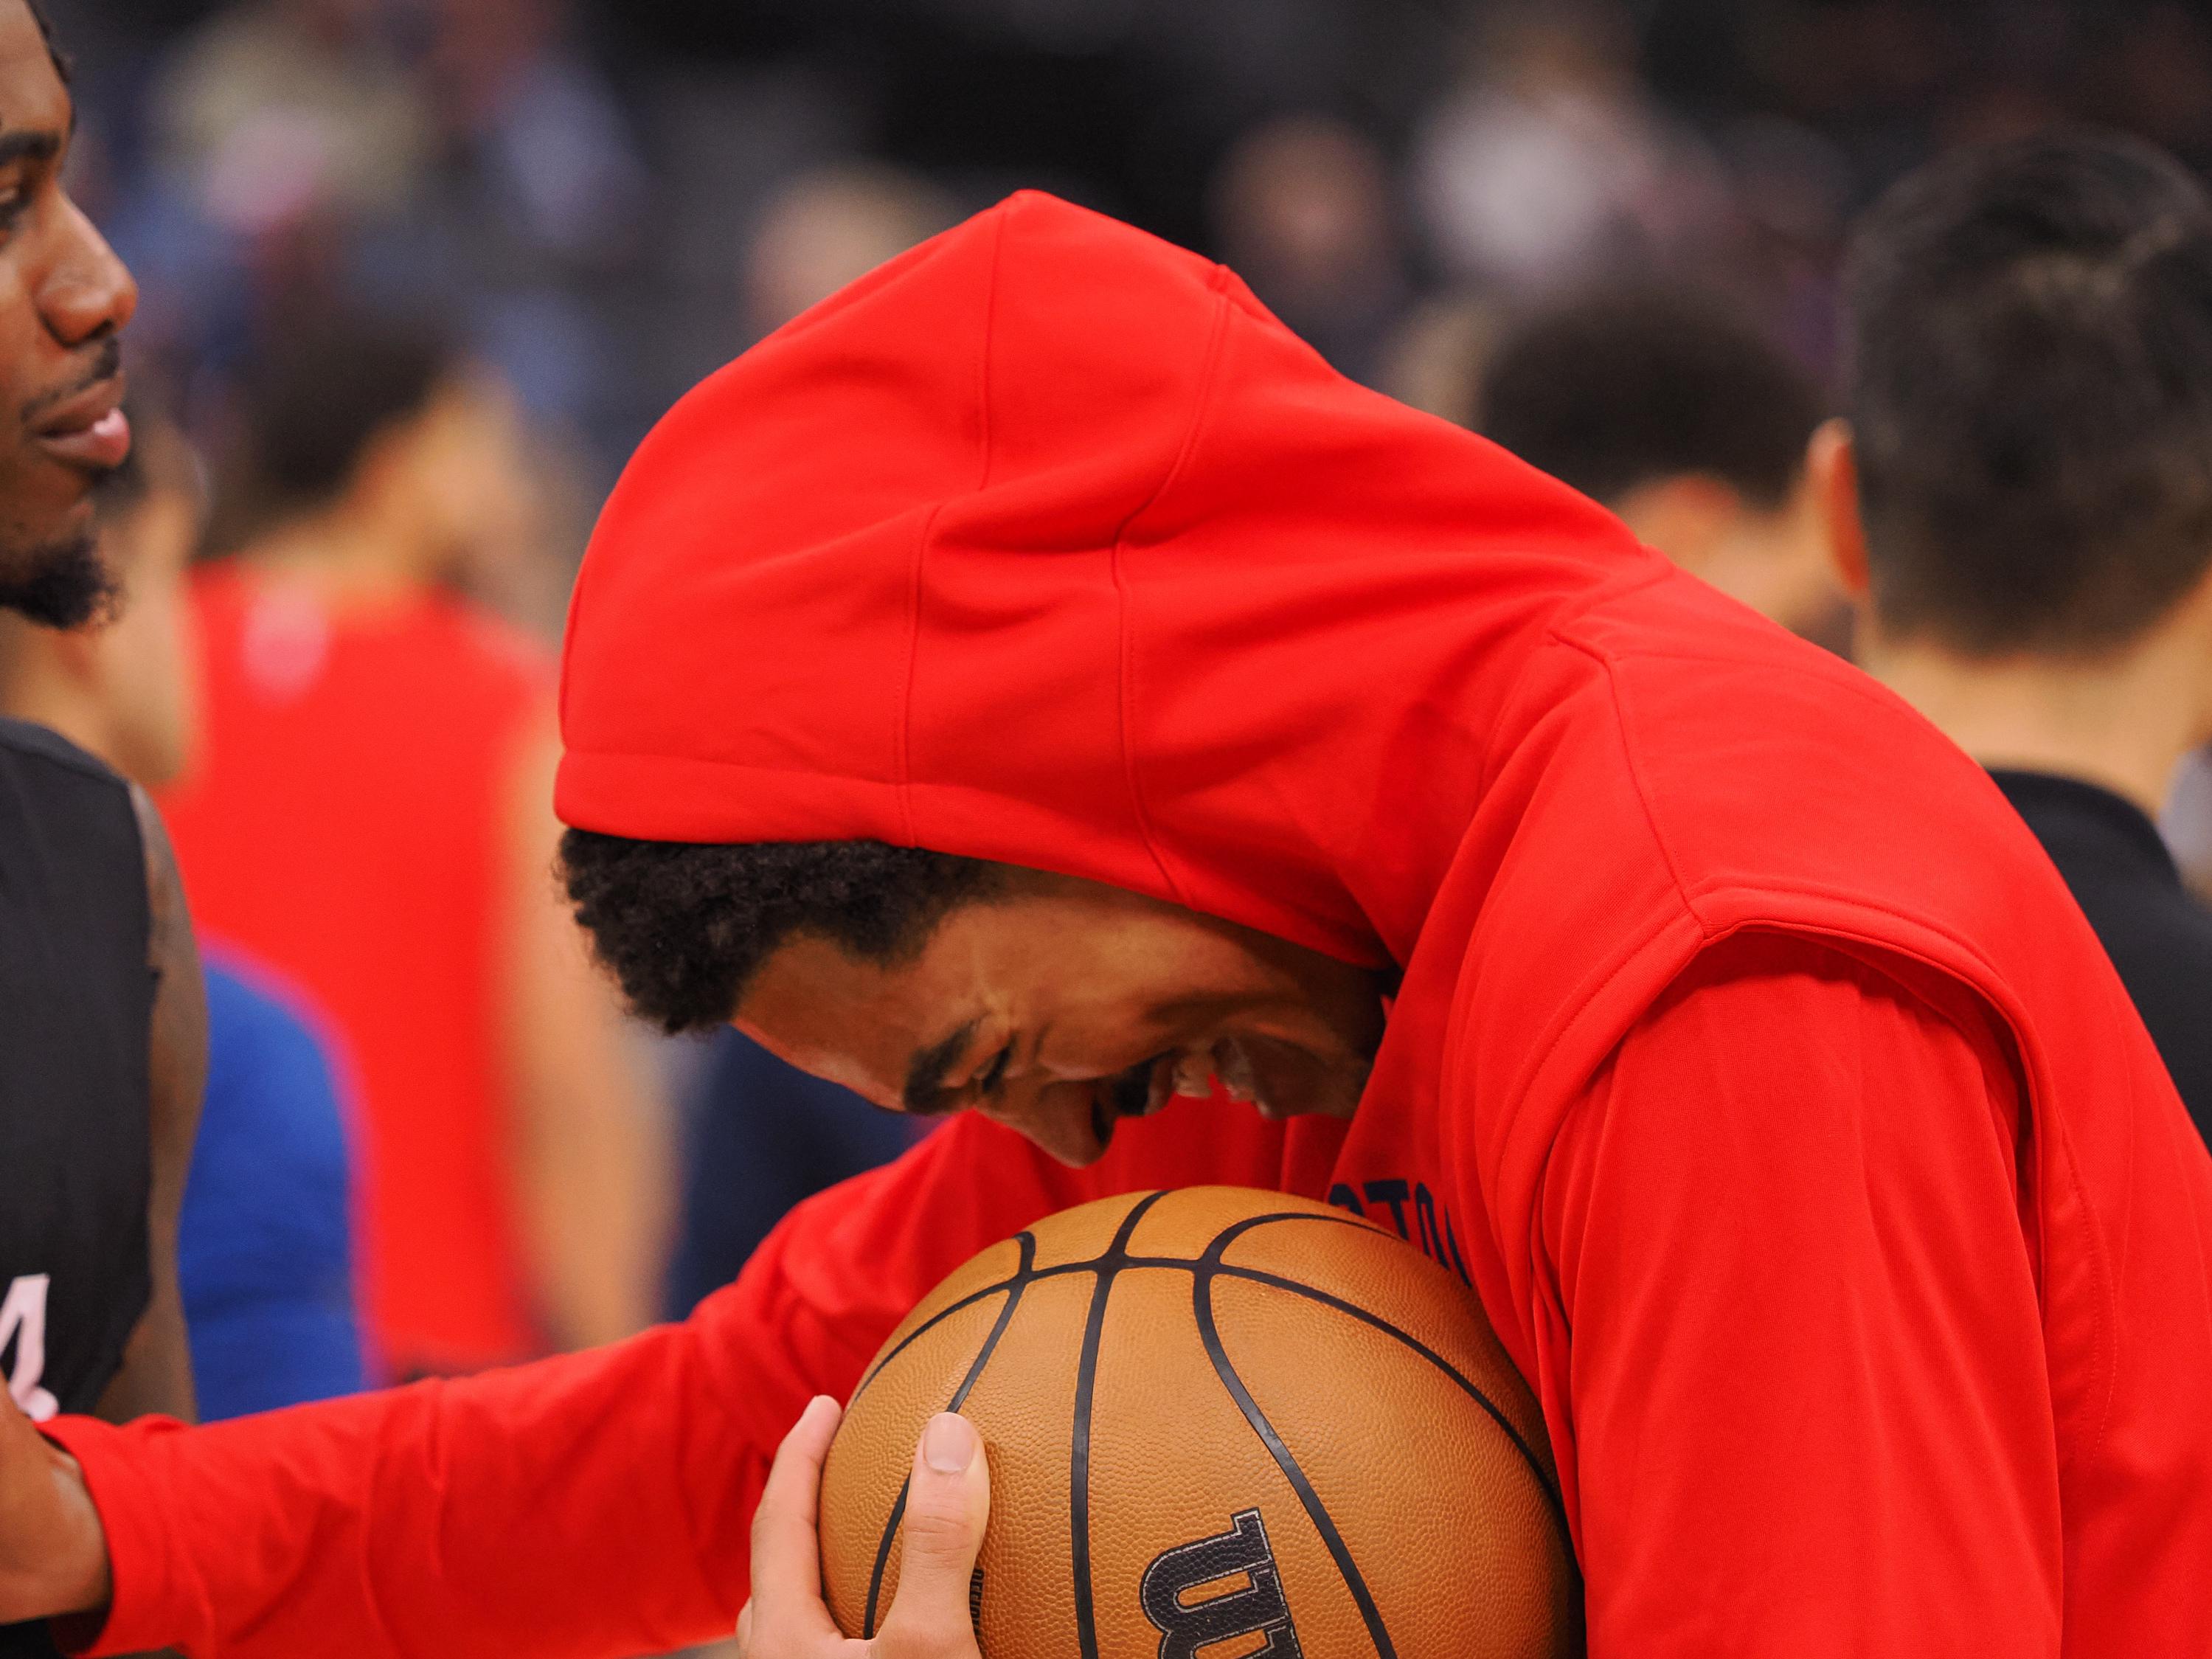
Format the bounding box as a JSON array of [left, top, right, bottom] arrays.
[[1140, 1509, 1304, 1659]]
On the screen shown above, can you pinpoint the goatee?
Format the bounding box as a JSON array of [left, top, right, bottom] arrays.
[[0, 533, 117, 629]]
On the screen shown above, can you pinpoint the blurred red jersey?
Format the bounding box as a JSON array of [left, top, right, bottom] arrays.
[[160, 565, 552, 1374]]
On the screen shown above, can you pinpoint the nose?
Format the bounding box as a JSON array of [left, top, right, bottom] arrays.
[[38, 194, 137, 349]]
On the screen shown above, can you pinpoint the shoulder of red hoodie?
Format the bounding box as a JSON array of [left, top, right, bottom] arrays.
[[1432, 554, 2212, 1606]]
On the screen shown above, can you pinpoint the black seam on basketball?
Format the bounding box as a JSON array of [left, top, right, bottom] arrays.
[[1193, 1264, 1398, 1659], [847, 1244, 1227, 1405], [850, 1230, 1045, 1408], [849, 1208, 1370, 1403], [861, 1231, 1039, 1637], [1212, 1264, 1578, 1570], [861, 1478, 911, 1641], [1070, 1191, 1170, 1659], [1199, 1209, 1384, 1257]]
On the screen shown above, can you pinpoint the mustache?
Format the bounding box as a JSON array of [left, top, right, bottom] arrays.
[[19, 337, 122, 426]]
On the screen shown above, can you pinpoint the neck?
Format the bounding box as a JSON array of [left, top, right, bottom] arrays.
[[0, 636, 110, 769], [1862, 626, 2212, 818], [240, 497, 431, 604]]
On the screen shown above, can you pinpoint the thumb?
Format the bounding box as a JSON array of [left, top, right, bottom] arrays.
[[876, 1413, 988, 1656]]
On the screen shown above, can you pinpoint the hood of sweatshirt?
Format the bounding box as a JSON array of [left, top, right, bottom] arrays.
[[556, 190, 1651, 968]]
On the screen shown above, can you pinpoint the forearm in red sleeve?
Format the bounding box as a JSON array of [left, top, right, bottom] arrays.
[[1541, 932, 2063, 1656], [44, 1109, 1093, 1659]]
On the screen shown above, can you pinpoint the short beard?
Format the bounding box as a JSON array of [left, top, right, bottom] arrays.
[[0, 533, 117, 628]]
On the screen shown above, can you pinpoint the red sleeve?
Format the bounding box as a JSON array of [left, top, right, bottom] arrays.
[[1539, 932, 2063, 1655], [47, 1110, 1095, 1658], [47, 1093, 1292, 1658]]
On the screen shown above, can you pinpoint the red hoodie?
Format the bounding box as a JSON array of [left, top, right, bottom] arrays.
[[49, 193, 2212, 1656]]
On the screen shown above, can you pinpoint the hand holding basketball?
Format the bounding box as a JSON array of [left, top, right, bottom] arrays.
[[0, 1390, 110, 1628], [740, 1396, 989, 1659]]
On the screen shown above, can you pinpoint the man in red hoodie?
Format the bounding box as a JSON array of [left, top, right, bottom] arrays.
[[3, 180, 2211, 1658]]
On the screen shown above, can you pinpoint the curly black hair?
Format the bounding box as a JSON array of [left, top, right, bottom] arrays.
[[559, 830, 1004, 1033]]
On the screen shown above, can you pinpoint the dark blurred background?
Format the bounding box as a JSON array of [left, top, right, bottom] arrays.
[[49, 0, 2212, 623]]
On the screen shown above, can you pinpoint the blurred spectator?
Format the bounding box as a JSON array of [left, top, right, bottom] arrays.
[[1477, 283, 1843, 640], [1414, 3, 1727, 291], [1825, 131, 2212, 1144], [151, 0, 429, 236], [1373, 291, 1502, 429], [665, 1032, 928, 1320], [420, 0, 646, 268], [0, 405, 368, 1418], [1209, 114, 1407, 379], [399, 0, 650, 441], [741, 162, 960, 339], [159, 309, 673, 1375], [186, 948, 368, 1414]]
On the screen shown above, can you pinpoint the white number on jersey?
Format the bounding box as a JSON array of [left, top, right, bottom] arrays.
[[0, 1275, 60, 1421]]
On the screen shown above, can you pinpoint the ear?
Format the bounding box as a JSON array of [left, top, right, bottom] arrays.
[[1806, 418, 1870, 600]]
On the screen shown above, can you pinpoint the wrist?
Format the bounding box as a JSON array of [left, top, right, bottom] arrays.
[[38, 1441, 113, 1619]]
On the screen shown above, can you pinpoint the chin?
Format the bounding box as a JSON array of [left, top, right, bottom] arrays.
[[0, 526, 117, 628]]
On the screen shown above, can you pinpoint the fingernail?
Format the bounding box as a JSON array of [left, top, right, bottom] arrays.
[[923, 1412, 977, 1473]]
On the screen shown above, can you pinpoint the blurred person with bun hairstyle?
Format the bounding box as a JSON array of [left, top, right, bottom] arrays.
[[1479, 281, 1842, 642], [157, 306, 671, 1376], [1822, 130, 2212, 1145], [0, 404, 368, 1420]]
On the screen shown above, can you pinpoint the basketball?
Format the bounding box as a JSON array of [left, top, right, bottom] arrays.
[[818, 1185, 1581, 1658]]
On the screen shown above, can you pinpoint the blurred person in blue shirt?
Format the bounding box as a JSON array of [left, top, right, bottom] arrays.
[[664, 1030, 927, 1319], [186, 949, 367, 1416], [0, 402, 367, 1417]]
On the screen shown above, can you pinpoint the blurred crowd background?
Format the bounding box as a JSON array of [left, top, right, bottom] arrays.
[[56, 0, 2212, 548], [33, 0, 2212, 1468]]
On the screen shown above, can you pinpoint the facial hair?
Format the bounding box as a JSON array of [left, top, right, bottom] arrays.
[[0, 530, 117, 628]]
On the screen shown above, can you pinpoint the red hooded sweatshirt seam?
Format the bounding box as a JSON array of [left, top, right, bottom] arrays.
[[1476, 563, 1671, 801], [1558, 631, 2123, 1479], [895, 198, 1009, 845], [1105, 263, 1238, 906], [1561, 633, 1713, 946]]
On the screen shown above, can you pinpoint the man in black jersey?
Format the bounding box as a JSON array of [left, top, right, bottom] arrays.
[[1822, 131, 2212, 1147], [0, 3, 207, 1651]]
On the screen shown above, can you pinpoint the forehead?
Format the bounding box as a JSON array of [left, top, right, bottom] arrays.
[[0, 5, 66, 136]]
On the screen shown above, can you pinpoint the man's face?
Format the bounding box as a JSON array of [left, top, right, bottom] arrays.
[[0, 2, 138, 627], [735, 873, 1389, 1168]]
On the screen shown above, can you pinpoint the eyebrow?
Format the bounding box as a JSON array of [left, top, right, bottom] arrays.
[[903, 1016, 982, 1115], [0, 129, 60, 168]]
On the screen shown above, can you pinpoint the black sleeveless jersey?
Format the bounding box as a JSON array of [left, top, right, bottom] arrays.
[[0, 722, 154, 1659]]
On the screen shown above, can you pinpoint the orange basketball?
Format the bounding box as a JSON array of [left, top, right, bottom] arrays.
[[819, 1185, 1581, 1658]]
